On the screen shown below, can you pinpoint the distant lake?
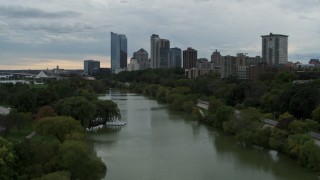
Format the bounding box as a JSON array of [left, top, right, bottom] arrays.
[[90, 89, 319, 180]]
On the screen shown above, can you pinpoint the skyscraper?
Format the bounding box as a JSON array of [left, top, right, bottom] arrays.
[[183, 47, 197, 69], [169, 47, 182, 68], [111, 32, 127, 73], [84, 60, 100, 75], [133, 48, 149, 70], [150, 34, 170, 69], [211, 50, 222, 66], [261, 33, 288, 65]]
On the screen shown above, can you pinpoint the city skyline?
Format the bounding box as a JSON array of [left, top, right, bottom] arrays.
[[1, 0, 320, 70]]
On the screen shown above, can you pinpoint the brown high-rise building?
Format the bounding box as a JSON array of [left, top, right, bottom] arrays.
[[211, 50, 222, 66], [183, 47, 197, 69]]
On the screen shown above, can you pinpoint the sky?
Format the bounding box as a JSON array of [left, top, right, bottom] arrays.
[[0, 0, 320, 70]]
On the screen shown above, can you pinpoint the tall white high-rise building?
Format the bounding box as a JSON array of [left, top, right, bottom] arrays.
[[111, 32, 127, 73], [261, 33, 288, 65]]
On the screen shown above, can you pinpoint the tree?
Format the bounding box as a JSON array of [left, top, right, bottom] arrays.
[[48, 80, 76, 99], [36, 116, 84, 143], [55, 96, 96, 127], [34, 171, 71, 180], [6, 109, 32, 133], [212, 105, 234, 128], [93, 100, 121, 126], [58, 140, 106, 180], [288, 119, 319, 134], [208, 97, 223, 114], [233, 107, 262, 133], [286, 134, 312, 158], [182, 101, 195, 114], [311, 106, 320, 123], [36, 89, 58, 108], [34, 106, 57, 120], [74, 89, 98, 101], [156, 87, 169, 102], [276, 112, 295, 130], [299, 140, 320, 171], [279, 83, 319, 119], [13, 90, 36, 113], [0, 114, 11, 133], [0, 137, 17, 179], [269, 128, 288, 151], [170, 94, 186, 111]]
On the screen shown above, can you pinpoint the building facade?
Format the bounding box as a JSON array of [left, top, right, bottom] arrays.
[[84, 60, 100, 75], [133, 48, 149, 70], [150, 34, 170, 69], [211, 50, 223, 66], [127, 58, 140, 71], [183, 47, 197, 69], [169, 47, 182, 68], [261, 33, 288, 66], [111, 32, 127, 74]]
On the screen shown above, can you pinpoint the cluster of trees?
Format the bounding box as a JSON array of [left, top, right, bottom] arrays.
[[107, 68, 320, 173], [0, 78, 120, 179], [1, 78, 119, 130], [205, 101, 320, 172], [109, 68, 320, 126], [1, 116, 106, 179]]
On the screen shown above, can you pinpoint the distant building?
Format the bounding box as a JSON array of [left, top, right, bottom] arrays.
[[150, 34, 170, 69], [111, 32, 127, 74], [261, 33, 288, 65], [169, 47, 182, 68], [84, 60, 100, 75], [211, 50, 223, 66], [196, 58, 214, 69], [249, 62, 268, 80], [309, 59, 320, 68], [133, 48, 149, 70], [127, 58, 140, 71], [183, 47, 197, 69], [160, 41, 170, 68], [221, 55, 237, 78]]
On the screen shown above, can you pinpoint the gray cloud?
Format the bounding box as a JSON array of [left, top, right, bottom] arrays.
[[0, 5, 81, 19], [1, 0, 320, 69], [17, 22, 112, 34], [278, 0, 320, 12]]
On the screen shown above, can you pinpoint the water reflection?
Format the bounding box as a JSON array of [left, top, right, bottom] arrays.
[[91, 90, 319, 180], [210, 127, 318, 180]]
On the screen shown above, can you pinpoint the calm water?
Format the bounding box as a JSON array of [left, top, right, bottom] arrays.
[[90, 90, 319, 180]]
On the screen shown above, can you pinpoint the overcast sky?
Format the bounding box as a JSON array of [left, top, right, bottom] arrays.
[[0, 0, 320, 70]]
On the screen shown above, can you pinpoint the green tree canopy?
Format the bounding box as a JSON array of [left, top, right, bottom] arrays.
[[94, 100, 121, 125], [36, 116, 84, 143], [0, 137, 17, 179], [55, 96, 96, 127], [58, 140, 106, 180]]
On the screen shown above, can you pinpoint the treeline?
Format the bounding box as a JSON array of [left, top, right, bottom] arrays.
[[0, 78, 120, 179], [107, 68, 320, 173]]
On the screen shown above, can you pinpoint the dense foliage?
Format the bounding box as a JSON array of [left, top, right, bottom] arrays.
[[0, 78, 119, 179], [2, 68, 320, 176]]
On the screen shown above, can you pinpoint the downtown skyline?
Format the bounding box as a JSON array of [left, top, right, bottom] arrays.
[[1, 0, 320, 70]]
